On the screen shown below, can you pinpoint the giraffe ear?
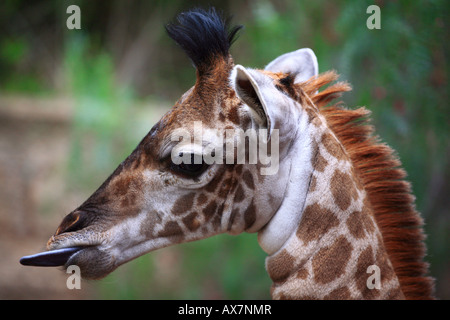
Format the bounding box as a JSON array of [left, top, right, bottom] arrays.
[[231, 65, 274, 135], [264, 48, 318, 83]]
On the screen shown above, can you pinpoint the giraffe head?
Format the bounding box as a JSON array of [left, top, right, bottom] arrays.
[[21, 8, 319, 280]]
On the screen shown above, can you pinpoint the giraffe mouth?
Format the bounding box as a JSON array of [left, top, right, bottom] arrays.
[[19, 247, 86, 267]]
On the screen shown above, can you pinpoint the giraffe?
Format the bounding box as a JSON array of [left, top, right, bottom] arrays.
[[20, 8, 434, 299]]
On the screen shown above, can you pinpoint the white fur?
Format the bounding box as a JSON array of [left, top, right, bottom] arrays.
[[265, 48, 318, 83]]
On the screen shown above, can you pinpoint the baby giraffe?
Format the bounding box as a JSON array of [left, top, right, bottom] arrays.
[[21, 8, 434, 299]]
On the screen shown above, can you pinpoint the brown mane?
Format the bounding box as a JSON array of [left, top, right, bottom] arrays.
[[299, 71, 435, 299]]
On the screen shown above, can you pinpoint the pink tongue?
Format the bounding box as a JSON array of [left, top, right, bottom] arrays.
[[20, 247, 82, 267]]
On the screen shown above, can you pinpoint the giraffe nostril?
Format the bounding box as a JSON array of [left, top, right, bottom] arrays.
[[55, 211, 88, 236]]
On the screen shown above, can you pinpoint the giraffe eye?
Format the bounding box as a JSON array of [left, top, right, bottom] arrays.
[[171, 153, 209, 178]]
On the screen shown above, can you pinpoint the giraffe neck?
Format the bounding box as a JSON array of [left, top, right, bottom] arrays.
[[261, 118, 405, 299]]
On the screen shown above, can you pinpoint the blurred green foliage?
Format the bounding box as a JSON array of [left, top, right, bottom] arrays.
[[1, 0, 448, 299], [63, 35, 136, 189]]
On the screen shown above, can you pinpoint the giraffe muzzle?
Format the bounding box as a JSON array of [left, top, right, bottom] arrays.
[[19, 247, 84, 267]]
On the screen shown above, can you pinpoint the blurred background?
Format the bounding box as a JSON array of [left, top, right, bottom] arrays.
[[0, 0, 448, 299]]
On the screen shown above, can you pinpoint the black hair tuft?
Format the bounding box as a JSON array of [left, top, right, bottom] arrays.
[[165, 7, 243, 73]]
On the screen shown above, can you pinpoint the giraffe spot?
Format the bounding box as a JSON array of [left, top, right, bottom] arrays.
[[244, 200, 257, 230], [355, 246, 380, 299], [227, 105, 241, 125], [356, 246, 374, 279], [321, 132, 345, 160], [202, 200, 218, 222], [346, 211, 365, 239], [235, 164, 243, 175], [330, 170, 356, 211], [242, 170, 255, 190], [312, 236, 353, 284], [347, 204, 377, 240], [205, 173, 222, 193], [218, 111, 226, 122], [267, 249, 295, 283], [315, 150, 328, 172], [234, 184, 245, 202], [182, 212, 201, 231], [218, 177, 233, 198], [310, 140, 319, 167], [196, 193, 208, 206], [158, 221, 183, 239], [296, 203, 339, 245], [172, 192, 196, 215], [309, 175, 317, 193], [324, 286, 351, 300]]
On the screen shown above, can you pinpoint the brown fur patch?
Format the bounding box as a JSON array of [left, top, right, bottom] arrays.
[[242, 170, 255, 190], [296, 203, 339, 245], [324, 286, 352, 300], [346, 211, 365, 239], [112, 176, 132, 197], [227, 106, 241, 125], [234, 184, 245, 202], [312, 236, 353, 284], [309, 175, 317, 193], [203, 200, 218, 222], [182, 212, 201, 231], [172, 192, 196, 215], [355, 246, 380, 299], [267, 249, 295, 283], [346, 210, 375, 239], [244, 200, 257, 230], [321, 132, 345, 160], [196, 193, 208, 206], [330, 170, 357, 211], [218, 177, 233, 198], [120, 193, 137, 208], [315, 150, 328, 172], [158, 221, 183, 239], [205, 173, 222, 193]]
